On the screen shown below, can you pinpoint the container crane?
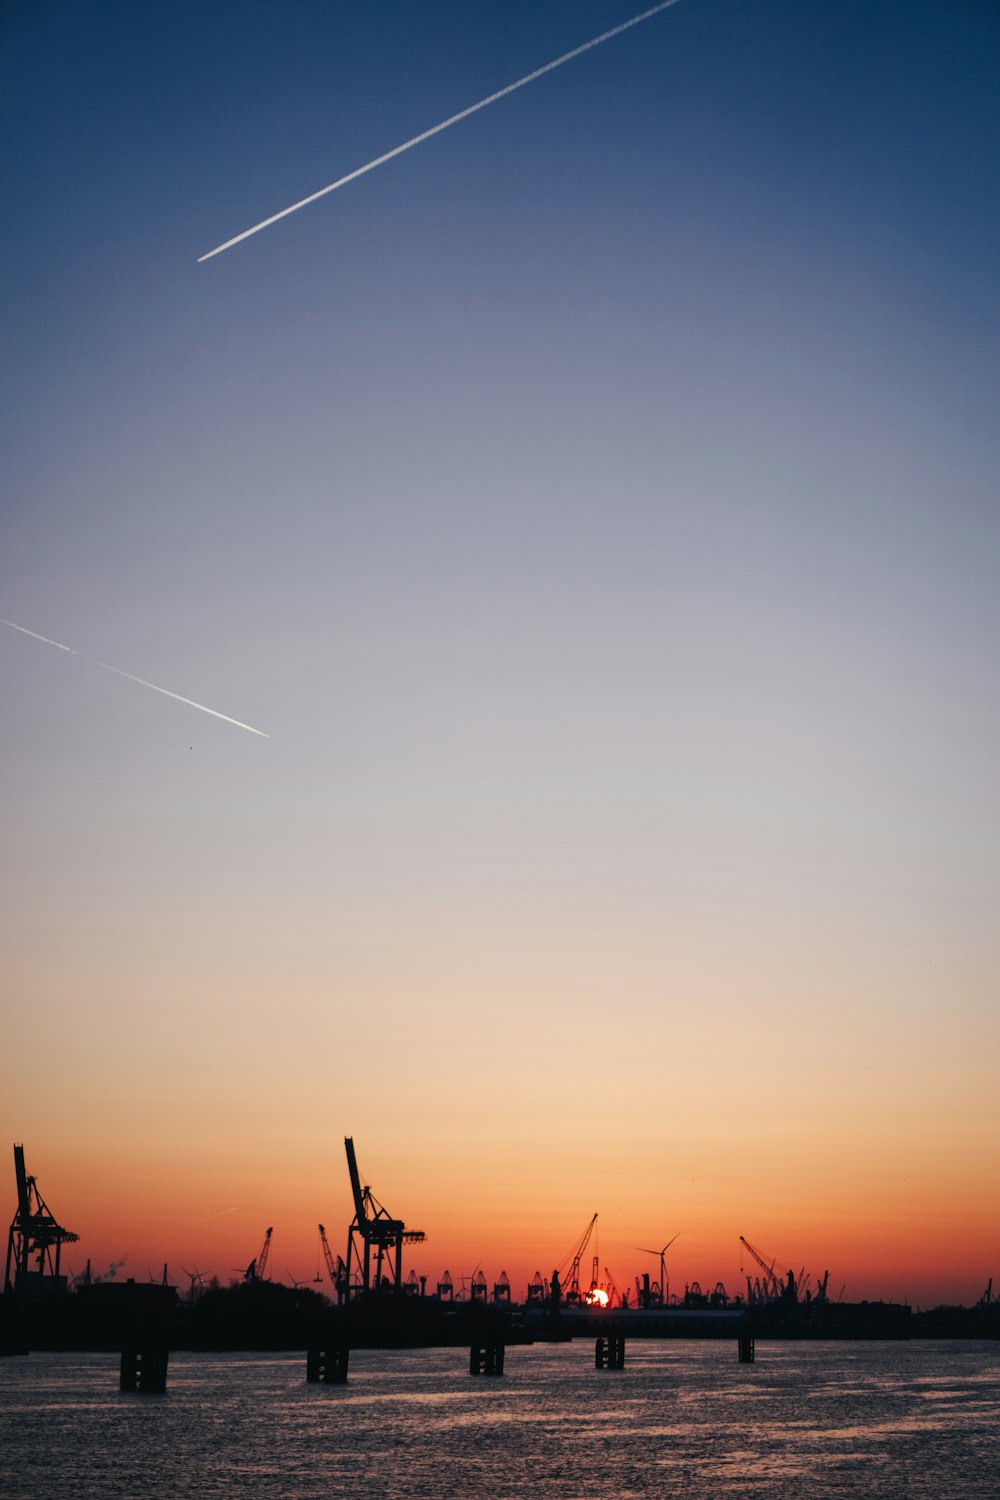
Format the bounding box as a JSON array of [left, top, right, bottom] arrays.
[[5, 1144, 78, 1294], [343, 1137, 425, 1297]]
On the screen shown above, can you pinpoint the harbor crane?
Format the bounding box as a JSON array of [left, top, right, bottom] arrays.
[[739, 1235, 783, 1302], [244, 1227, 273, 1282], [343, 1137, 425, 1298], [603, 1264, 627, 1309], [5, 1144, 78, 1294], [739, 1235, 809, 1304], [319, 1223, 349, 1302], [556, 1213, 598, 1304]]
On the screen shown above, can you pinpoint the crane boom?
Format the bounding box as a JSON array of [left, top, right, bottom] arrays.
[[13, 1146, 30, 1226], [739, 1236, 781, 1280], [558, 1213, 598, 1300], [344, 1138, 367, 1223], [318, 1224, 338, 1282]]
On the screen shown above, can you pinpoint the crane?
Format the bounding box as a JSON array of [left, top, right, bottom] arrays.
[[319, 1223, 349, 1302], [244, 1227, 273, 1283], [5, 1144, 78, 1294], [603, 1264, 627, 1309], [556, 1213, 598, 1304], [342, 1137, 425, 1297], [739, 1235, 799, 1303], [526, 1271, 546, 1305]]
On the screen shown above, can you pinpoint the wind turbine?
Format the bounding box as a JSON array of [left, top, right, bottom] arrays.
[[287, 1271, 315, 1289], [181, 1266, 207, 1304], [637, 1232, 680, 1304]]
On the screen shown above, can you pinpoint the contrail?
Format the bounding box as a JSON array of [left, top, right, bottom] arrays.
[[1, 618, 269, 738], [198, 0, 683, 261]]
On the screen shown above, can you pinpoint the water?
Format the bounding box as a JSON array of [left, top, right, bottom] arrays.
[[1, 1341, 998, 1498]]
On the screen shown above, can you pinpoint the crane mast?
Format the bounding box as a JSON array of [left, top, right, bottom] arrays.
[[318, 1223, 348, 1303], [256, 1226, 272, 1282], [244, 1226, 273, 1282]]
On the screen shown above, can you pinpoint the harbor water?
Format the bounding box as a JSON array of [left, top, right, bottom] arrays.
[[2, 1340, 998, 1498]]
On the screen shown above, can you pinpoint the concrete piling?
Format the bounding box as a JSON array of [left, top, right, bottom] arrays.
[[470, 1343, 505, 1376], [119, 1347, 169, 1393], [595, 1335, 625, 1369], [307, 1345, 350, 1383]]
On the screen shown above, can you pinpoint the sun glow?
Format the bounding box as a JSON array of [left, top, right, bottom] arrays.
[[585, 1287, 610, 1307]]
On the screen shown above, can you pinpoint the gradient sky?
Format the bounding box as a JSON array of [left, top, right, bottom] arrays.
[[2, 0, 998, 1307]]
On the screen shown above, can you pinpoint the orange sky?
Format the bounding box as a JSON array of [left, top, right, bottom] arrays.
[[5, 907, 997, 1307], [5, 912, 998, 1309], [9, 1089, 997, 1309]]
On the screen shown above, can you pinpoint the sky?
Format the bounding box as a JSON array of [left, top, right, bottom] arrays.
[[2, 0, 998, 1308]]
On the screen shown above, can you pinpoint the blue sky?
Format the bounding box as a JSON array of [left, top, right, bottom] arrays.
[[2, 1, 998, 1296]]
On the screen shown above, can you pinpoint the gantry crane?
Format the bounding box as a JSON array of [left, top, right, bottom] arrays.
[[343, 1137, 425, 1297], [5, 1144, 78, 1294]]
